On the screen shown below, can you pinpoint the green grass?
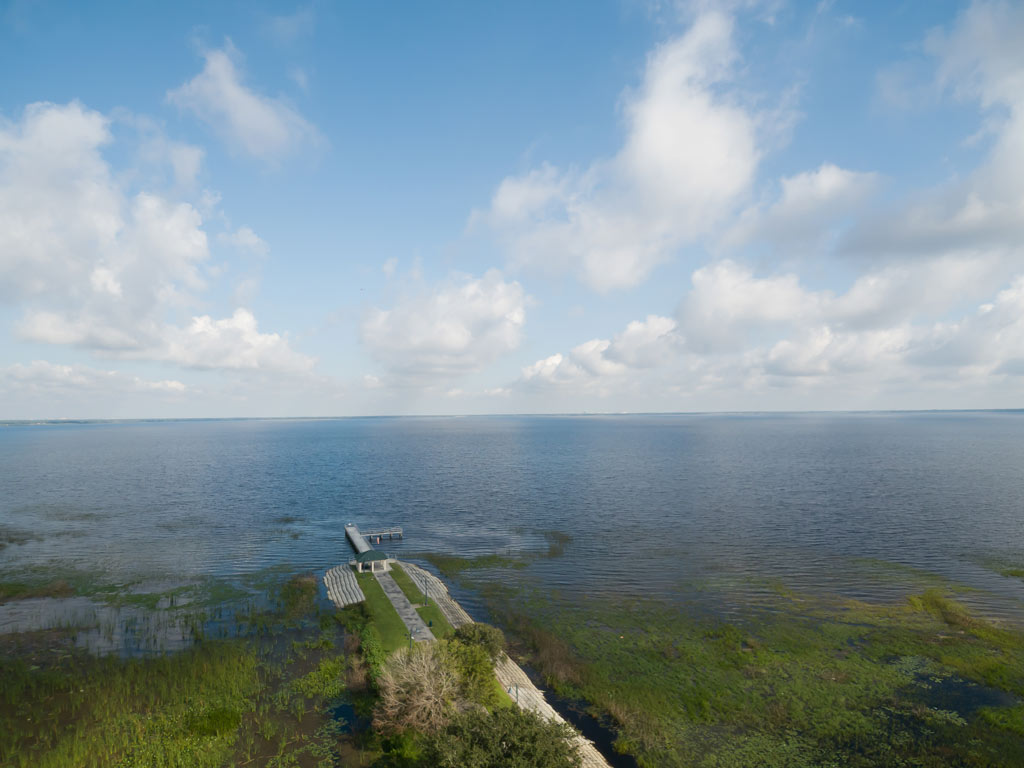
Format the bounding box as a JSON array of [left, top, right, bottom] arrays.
[[489, 674, 516, 709], [390, 563, 426, 603], [417, 603, 454, 638], [390, 564, 455, 639], [356, 571, 410, 653]]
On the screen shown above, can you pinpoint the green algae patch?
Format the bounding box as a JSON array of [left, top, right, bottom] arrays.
[[0, 579, 75, 603], [474, 581, 1024, 768]]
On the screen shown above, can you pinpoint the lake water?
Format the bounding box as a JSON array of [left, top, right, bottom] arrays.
[[3, 413, 1024, 634]]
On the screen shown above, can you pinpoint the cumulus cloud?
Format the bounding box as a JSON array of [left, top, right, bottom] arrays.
[[0, 100, 312, 375], [516, 252, 1024, 402], [846, 1, 1024, 259], [0, 361, 186, 396], [159, 309, 313, 372], [362, 270, 526, 378], [477, 11, 761, 291], [725, 163, 878, 252], [168, 42, 320, 159], [219, 226, 269, 256], [522, 315, 679, 387]]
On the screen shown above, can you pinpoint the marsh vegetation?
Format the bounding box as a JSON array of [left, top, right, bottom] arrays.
[[464, 575, 1024, 768]]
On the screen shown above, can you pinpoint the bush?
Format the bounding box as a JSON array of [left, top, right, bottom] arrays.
[[454, 622, 506, 663], [420, 707, 582, 768]]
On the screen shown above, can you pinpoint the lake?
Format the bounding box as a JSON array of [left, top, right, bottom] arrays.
[[3, 412, 1024, 635]]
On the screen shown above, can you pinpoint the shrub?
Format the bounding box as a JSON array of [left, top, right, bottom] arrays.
[[444, 639, 499, 707], [454, 622, 506, 663], [360, 623, 387, 683]]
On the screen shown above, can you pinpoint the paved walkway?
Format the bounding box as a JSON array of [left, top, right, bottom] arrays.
[[323, 564, 365, 608], [375, 571, 434, 643]]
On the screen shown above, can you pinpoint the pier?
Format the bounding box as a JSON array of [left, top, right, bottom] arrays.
[[344, 523, 371, 554], [344, 522, 402, 554], [323, 525, 612, 768]]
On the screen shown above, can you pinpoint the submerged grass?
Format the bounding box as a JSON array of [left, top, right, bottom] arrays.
[[473, 578, 1024, 768], [422, 553, 529, 579], [0, 569, 359, 768]]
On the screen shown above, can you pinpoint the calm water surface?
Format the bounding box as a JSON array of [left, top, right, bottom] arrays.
[[2, 413, 1024, 632]]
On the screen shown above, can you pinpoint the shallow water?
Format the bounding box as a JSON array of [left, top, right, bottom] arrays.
[[2, 413, 1024, 630]]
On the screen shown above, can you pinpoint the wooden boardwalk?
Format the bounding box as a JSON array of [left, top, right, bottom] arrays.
[[323, 564, 365, 608]]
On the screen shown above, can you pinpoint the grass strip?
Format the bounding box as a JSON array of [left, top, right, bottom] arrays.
[[389, 563, 425, 603], [355, 572, 409, 653], [417, 603, 454, 638]]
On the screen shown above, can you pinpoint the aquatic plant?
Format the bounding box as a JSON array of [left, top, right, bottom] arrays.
[[471, 577, 1024, 768]]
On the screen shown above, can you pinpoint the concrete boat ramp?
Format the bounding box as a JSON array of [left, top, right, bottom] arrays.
[[323, 523, 613, 768]]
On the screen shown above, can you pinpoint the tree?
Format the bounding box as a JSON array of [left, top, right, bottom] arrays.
[[420, 707, 582, 768], [373, 642, 459, 736]]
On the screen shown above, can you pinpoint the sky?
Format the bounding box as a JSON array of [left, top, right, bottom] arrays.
[[1, 0, 1023, 418]]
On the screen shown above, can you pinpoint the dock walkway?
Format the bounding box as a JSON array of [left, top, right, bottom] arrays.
[[344, 523, 371, 555]]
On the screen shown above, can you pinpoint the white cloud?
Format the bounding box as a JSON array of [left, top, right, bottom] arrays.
[[265, 7, 316, 46], [680, 260, 823, 352], [167, 42, 320, 159], [478, 11, 761, 291], [725, 163, 878, 251], [522, 315, 679, 387], [847, 1, 1024, 259], [159, 309, 314, 372], [362, 270, 526, 378], [0, 101, 312, 375], [219, 226, 269, 256], [516, 252, 1024, 402], [0, 360, 186, 396]]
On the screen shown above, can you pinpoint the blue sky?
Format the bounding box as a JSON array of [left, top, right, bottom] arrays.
[[1, 0, 1022, 417]]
